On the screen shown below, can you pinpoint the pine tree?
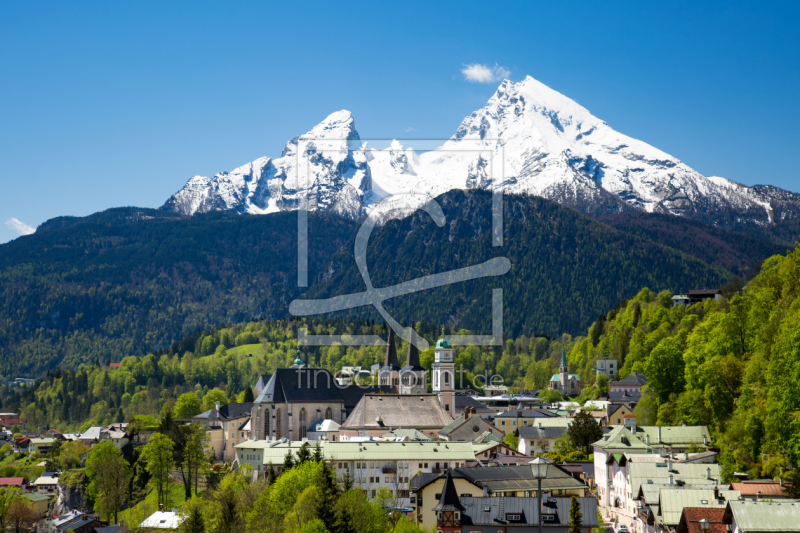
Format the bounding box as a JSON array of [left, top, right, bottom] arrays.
[[313, 442, 324, 462], [568, 496, 583, 533], [243, 386, 255, 403], [283, 450, 295, 471], [296, 442, 312, 464], [267, 463, 277, 484]]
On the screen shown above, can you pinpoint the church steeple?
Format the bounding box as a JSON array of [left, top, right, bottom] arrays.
[[561, 347, 568, 370], [383, 327, 400, 370]]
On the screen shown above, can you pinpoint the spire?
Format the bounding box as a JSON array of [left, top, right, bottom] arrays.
[[561, 347, 568, 368], [405, 321, 421, 369], [432, 470, 464, 512], [384, 327, 399, 369]]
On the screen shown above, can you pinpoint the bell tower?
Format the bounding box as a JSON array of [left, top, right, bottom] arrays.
[[433, 328, 455, 414]]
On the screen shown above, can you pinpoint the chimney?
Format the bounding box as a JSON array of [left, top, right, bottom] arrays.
[[646, 434, 650, 446], [538, 422, 542, 429], [669, 474, 674, 486], [685, 452, 690, 460], [707, 468, 711, 480], [215, 401, 220, 411], [667, 457, 672, 471], [658, 426, 662, 443], [756, 491, 762, 501], [703, 435, 708, 446]]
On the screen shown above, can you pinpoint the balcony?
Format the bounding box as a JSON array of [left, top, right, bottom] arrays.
[[382, 468, 397, 474], [431, 468, 443, 474]]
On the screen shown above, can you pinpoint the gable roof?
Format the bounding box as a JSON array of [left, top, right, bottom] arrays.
[[411, 463, 587, 494], [658, 488, 740, 526], [629, 463, 721, 500], [729, 482, 789, 498], [613, 372, 648, 387], [341, 394, 454, 430], [518, 425, 568, 440], [460, 497, 598, 528], [495, 408, 560, 419], [549, 373, 581, 382], [609, 389, 642, 403], [440, 414, 497, 437], [677, 507, 727, 533], [0, 477, 24, 486], [254, 368, 393, 407], [723, 500, 800, 531], [454, 395, 494, 414], [381, 428, 431, 441], [594, 425, 710, 451]]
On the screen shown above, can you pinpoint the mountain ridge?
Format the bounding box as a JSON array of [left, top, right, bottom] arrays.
[[161, 76, 800, 245]]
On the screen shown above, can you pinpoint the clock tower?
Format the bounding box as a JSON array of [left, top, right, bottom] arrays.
[[432, 328, 455, 414]]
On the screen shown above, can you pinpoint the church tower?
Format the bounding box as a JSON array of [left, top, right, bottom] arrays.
[[433, 328, 455, 414], [379, 328, 402, 388], [400, 323, 427, 394], [559, 347, 568, 391]]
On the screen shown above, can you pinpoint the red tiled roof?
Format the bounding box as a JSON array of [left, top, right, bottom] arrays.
[[729, 482, 789, 497], [0, 477, 25, 486], [109, 363, 120, 368], [679, 508, 726, 533]]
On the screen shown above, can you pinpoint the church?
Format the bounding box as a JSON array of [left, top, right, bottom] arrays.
[[378, 326, 427, 395], [548, 348, 583, 397]]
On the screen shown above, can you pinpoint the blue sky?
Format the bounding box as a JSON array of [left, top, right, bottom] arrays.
[[2, 1, 799, 243]]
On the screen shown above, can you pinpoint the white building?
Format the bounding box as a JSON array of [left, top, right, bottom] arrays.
[[234, 439, 475, 508]]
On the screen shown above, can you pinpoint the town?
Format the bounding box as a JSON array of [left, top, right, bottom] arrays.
[[2, 279, 798, 533]]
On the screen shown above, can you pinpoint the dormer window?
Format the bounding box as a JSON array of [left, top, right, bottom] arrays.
[[454, 512, 460, 521]]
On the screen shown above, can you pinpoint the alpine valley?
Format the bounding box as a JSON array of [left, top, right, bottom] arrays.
[[1, 77, 797, 376]]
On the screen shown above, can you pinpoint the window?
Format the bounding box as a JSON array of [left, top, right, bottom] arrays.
[[325, 407, 333, 420], [506, 514, 520, 521], [299, 408, 307, 439], [372, 490, 376, 498], [454, 512, 460, 521], [437, 513, 443, 521], [444, 372, 450, 386]]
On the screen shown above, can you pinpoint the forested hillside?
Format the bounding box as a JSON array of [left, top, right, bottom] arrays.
[[0, 318, 574, 432], [0, 208, 354, 377], [0, 191, 777, 378], [302, 190, 736, 338], [567, 244, 800, 481]]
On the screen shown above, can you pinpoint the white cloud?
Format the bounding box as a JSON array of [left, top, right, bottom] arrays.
[[5, 217, 35, 236], [405, 127, 416, 133], [461, 63, 511, 83]]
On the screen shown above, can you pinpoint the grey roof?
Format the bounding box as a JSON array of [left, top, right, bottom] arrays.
[[341, 394, 454, 430], [254, 368, 393, 407], [93, 526, 127, 533], [612, 372, 648, 387], [518, 425, 568, 440], [609, 389, 642, 403], [454, 395, 494, 414], [206, 402, 254, 422], [253, 374, 271, 395], [496, 408, 560, 419], [57, 518, 100, 532], [724, 500, 800, 531], [411, 464, 587, 494], [403, 326, 424, 371], [381, 328, 402, 372], [460, 497, 598, 527], [432, 471, 464, 512]]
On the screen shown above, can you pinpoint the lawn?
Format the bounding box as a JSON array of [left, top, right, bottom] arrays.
[[118, 482, 198, 526]]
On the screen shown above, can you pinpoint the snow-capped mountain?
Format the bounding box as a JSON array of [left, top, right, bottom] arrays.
[[162, 76, 800, 234]]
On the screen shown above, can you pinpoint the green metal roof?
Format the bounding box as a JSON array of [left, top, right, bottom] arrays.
[[549, 373, 581, 382], [657, 489, 740, 526], [725, 500, 800, 531], [435, 328, 451, 350], [235, 440, 475, 463]]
